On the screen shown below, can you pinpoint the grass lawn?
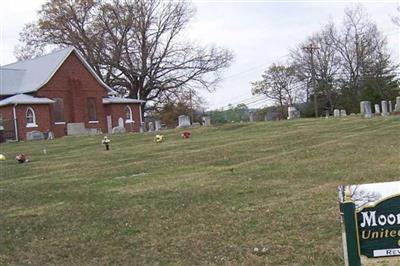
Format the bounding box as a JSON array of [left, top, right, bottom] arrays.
[[0, 117, 399, 265]]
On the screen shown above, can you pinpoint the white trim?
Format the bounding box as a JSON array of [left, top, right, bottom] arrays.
[[12, 105, 19, 141], [125, 105, 133, 121], [139, 104, 143, 128], [26, 123, 38, 128], [88, 121, 99, 124], [26, 106, 37, 127], [54, 122, 66, 125], [102, 97, 145, 104], [125, 120, 134, 124]]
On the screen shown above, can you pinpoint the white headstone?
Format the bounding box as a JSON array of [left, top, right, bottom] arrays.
[[249, 112, 254, 122], [118, 117, 124, 128], [106, 115, 112, 133], [288, 106, 298, 120], [178, 115, 191, 128], [340, 109, 347, 117], [374, 104, 380, 114], [148, 122, 154, 132], [155, 120, 161, 131], [47, 131, 54, 140], [388, 101, 393, 113], [381, 100, 389, 117], [395, 96, 400, 112], [333, 109, 340, 118], [325, 110, 329, 119], [360, 101, 365, 115], [202, 116, 211, 126], [364, 101, 372, 119]]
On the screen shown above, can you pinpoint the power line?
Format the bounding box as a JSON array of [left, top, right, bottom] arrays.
[[220, 53, 290, 81]]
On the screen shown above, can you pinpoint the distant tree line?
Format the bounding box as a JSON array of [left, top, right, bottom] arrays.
[[209, 104, 251, 124], [252, 6, 400, 117]]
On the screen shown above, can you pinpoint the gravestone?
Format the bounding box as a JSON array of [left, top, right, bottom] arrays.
[[178, 115, 191, 128], [325, 110, 329, 119], [106, 115, 112, 133], [118, 117, 124, 128], [381, 100, 389, 117], [148, 122, 154, 132], [360, 101, 365, 115], [333, 109, 340, 118], [47, 131, 54, 140], [112, 126, 126, 134], [249, 112, 254, 122], [265, 112, 280, 121], [388, 101, 393, 113], [192, 122, 201, 127], [26, 130, 44, 141], [202, 116, 211, 126], [287, 106, 300, 120], [395, 96, 400, 112], [374, 104, 380, 114], [363, 101, 372, 119], [67, 123, 86, 135], [87, 128, 101, 135], [340, 109, 347, 117], [154, 120, 161, 131]]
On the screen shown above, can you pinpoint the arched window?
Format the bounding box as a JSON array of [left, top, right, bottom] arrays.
[[53, 98, 64, 123], [125, 105, 133, 123], [26, 107, 37, 127]]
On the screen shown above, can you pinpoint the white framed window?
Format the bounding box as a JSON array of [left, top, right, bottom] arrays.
[[26, 107, 38, 128], [125, 105, 134, 123]]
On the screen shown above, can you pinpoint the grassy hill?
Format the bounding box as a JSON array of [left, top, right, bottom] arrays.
[[1, 117, 399, 265]]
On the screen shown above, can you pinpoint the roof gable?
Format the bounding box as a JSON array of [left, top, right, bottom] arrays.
[[0, 47, 116, 96]]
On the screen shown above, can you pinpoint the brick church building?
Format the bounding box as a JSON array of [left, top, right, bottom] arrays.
[[0, 47, 143, 141]]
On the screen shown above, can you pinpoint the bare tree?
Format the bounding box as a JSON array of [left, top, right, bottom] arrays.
[[251, 64, 301, 117], [15, 0, 233, 113], [328, 7, 397, 106], [350, 185, 381, 209], [291, 23, 341, 112], [392, 6, 400, 27]]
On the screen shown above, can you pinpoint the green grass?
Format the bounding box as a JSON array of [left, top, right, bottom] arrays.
[[0, 117, 399, 265]]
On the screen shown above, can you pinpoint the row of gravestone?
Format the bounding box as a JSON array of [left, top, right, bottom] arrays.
[[147, 120, 162, 132], [176, 115, 211, 128], [360, 97, 400, 118]]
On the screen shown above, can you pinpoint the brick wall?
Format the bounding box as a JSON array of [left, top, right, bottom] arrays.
[[15, 104, 52, 141], [104, 104, 141, 133], [36, 52, 109, 136], [1, 51, 142, 141]]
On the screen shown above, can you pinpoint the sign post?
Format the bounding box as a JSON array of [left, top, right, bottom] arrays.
[[341, 187, 361, 266], [340, 184, 400, 265]]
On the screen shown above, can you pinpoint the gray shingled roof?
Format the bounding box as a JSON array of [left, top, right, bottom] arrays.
[[0, 94, 55, 107], [0, 47, 116, 96]]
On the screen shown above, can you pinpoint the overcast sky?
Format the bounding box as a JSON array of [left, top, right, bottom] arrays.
[[1, 0, 399, 110]]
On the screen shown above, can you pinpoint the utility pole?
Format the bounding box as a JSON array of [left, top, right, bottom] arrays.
[[303, 44, 319, 118], [189, 88, 193, 123]]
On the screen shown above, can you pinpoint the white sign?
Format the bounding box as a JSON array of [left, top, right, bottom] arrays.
[[373, 248, 400, 257]]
